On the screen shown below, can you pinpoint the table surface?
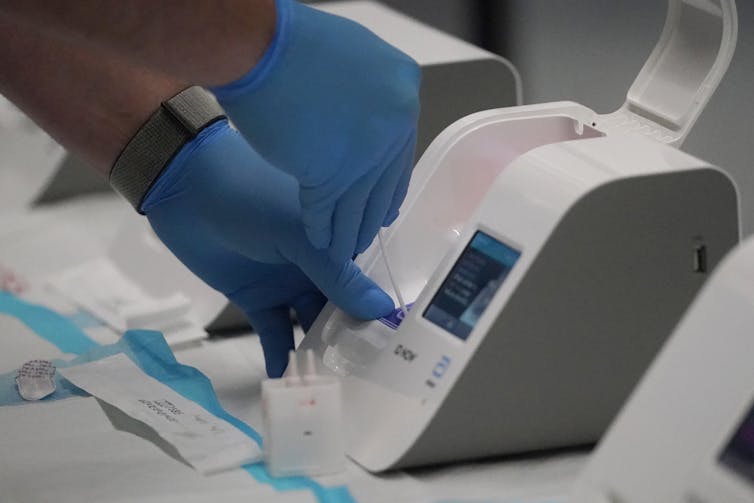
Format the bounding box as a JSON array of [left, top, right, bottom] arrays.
[[0, 182, 586, 502]]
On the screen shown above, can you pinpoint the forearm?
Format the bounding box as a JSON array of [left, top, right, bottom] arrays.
[[0, 0, 276, 86], [0, 14, 185, 173]]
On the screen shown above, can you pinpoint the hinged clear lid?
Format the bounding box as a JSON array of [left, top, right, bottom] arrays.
[[599, 0, 738, 146]]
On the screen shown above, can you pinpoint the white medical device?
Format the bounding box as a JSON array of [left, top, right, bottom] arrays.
[[571, 236, 754, 503], [299, 0, 740, 471]]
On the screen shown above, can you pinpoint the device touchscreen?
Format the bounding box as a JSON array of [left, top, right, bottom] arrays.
[[719, 399, 754, 487], [424, 231, 520, 340]]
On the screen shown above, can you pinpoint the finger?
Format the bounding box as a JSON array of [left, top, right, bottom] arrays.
[[299, 187, 336, 250], [356, 134, 416, 253], [294, 249, 394, 320], [292, 291, 327, 332], [330, 168, 382, 262], [383, 133, 417, 227], [244, 307, 295, 377]]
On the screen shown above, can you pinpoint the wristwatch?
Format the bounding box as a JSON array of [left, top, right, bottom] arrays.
[[109, 86, 226, 212]]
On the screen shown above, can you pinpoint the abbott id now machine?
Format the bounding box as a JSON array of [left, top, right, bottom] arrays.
[[300, 0, 740, 471], [571, 236, 754, 503]]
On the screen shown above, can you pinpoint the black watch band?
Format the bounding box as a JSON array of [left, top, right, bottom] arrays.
[[109, 86, 226, 212]]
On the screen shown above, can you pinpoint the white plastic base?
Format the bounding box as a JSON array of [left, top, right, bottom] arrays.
[[261, 351, 345, 477]]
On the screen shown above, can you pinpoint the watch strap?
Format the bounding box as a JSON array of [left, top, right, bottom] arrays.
[[109, 86, 226, 212]]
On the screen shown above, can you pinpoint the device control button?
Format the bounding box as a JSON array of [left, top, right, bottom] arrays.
[[431, 356, 451, 379]]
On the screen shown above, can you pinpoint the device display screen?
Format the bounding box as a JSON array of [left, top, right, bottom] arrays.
[[719, 400, 754, 487], [424, 231, 520, 340]]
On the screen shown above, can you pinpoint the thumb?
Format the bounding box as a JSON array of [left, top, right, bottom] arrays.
[[295, 250, 394, 321]]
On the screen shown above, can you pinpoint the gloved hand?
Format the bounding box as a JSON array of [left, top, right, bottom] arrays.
[[141, 120, 394, 377], [211, 0, 421, 262]]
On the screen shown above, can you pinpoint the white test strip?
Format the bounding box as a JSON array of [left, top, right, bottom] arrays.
[[378, 230, 408, 316], [59, 354, 261, 474]]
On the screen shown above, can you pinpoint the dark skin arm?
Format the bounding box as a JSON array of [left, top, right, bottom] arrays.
[[0, 13, 185, 172], [0, 0, 276, 86]]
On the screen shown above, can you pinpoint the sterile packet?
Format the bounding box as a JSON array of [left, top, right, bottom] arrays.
[[59, 353, 262, 474]]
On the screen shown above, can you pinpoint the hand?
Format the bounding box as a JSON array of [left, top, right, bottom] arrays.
[[212, 259, 330, 378], [211, 0, 421, 261], [141, 120, 394, 376]]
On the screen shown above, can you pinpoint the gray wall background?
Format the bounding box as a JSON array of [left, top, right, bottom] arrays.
[[380, 0, 754, 235], [43, 1, 754, 235]]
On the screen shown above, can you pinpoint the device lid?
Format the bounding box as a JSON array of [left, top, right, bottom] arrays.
[[599, 0, 738, 146]]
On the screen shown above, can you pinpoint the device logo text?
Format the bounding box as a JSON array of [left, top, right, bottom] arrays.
[[394, 344, 417, 362]]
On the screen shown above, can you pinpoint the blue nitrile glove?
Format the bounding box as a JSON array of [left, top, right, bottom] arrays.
[[211, 0, 421, 262], [140, 120, 394, 377]]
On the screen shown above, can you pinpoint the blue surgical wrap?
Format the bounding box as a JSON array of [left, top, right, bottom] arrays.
[[0, 292, 354, 503]]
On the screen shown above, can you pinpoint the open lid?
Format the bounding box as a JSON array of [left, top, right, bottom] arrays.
[[599, 0, 738, 147]]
